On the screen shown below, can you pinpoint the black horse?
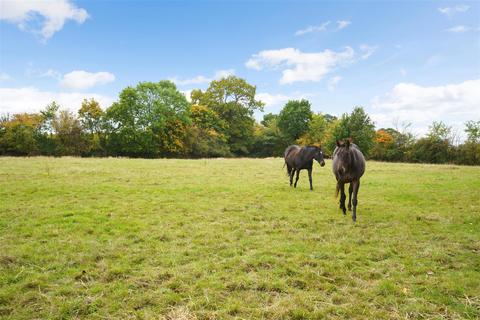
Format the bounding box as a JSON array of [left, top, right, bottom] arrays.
[[332, 139, 365, 222], [284, 145, 325, 190]]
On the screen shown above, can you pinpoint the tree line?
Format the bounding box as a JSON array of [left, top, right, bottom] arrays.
[[1, 76, 479, 165]]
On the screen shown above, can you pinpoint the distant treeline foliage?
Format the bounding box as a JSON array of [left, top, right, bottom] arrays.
[[1, 76, 479, 165]]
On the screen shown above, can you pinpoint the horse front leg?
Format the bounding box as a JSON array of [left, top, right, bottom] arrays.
[[308, 168, 313, 191], [348, 183, 353, 211], [339, 182, 347, 215], [351, 180, 360, 222], [294, 169, 300, 188]]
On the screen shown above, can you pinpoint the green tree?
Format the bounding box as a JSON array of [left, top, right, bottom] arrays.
[[191, 76, 264, 155], [455, 120, 480, 165], [464, 120, 480, 143], [37, 101, 60, 155], [261, 113, 278, 127], [185, 104, 230, 157], [370, 127, 414, 162], [105, 81, 190, 157], [78, 98, 104, 135], [324, 114, 338, 123], [78, 98, 106, 155], [297, 113, 328, 146], [427, 121, 454, 143], [277, 99, 313, 143], [325, 107, 376, 156], [410, 121, 454, 164], [0, 113, 41, 155], [251, 114, 287, 157], [53, 110, 88, 156]]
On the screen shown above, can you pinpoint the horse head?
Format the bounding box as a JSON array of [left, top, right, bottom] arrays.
[[311, 146, 325, 167]]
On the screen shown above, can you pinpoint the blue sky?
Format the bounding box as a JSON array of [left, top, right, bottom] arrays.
[[1, 0, 479, 138]]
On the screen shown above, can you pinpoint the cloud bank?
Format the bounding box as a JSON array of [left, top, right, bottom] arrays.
[[246, 46, 376, 84], [170, 69, 235, 86], [371, 79, 480, 136], [60, 71, 115, 90], [0, 0, 89, 40], [0, 87, 114, 114]]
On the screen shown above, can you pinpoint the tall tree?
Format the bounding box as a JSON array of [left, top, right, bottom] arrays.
[[0, 113, 41, 155], [427, 121, 454, 143], [185, 104, 230, 157], [53, 110, 88, 156], [464, 120, 480, 143], [191, 76, 264, 155], [277, 99, 313, 143], [37, 101, 60, 155], [105, 81, 190, 157], [297, 113, 328, 146], [78, 98, 106, 155], [251, 114, 287, 157], [326, 107, 376, 156], [78, 98, 104, 135]]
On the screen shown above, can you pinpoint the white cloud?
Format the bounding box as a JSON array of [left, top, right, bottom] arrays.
[[245, 47, 356, 84], [336, 20, 351, 30], [60, 70, 115, 90], [371, 79, 480, 137], [256, 92, 315, 112], [0, 87, 114, 114], [246, 45, 375, 84], [438, 5, 469, 17], [327, 76, 342, 91], [0, 72, 11, 81], [359, 44, 378, 59], [213, 69, 235, 79], [0, 0, 89, 40], [256, 93, 291, 108], [170, 69, 235, 86], [38, 69, 62, 80], [171, 75, 211, 86], [446, 25, 469, 33], [294, 21, 330, 36], [33, 68, 62, 79]]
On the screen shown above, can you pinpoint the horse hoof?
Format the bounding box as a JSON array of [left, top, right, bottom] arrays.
[[342, 209, 346, 215]]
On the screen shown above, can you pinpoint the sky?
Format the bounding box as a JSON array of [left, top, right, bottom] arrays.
[[0, 0, 479, 139]]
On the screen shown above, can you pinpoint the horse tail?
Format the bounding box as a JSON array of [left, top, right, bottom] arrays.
[[283, 162, 289, 176]]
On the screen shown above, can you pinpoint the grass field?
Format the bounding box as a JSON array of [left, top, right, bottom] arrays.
[[0, 157, 479, 319]]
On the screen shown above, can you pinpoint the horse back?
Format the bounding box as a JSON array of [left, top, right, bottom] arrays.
[[284, 145, 300, 159]]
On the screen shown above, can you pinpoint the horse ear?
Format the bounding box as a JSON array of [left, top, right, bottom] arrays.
[[336, 140, 341, 147], [346, 138, 351, 147]]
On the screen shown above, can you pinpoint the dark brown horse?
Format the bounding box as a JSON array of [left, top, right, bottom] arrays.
[[284, 145, 325, 190], [332, 139, 365, 222]]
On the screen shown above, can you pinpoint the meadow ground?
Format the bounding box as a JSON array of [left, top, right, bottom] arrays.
[[0, 157, 479, 320]]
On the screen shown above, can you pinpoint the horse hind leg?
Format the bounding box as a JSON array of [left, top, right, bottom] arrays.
[[308, 168, 313, 191], [339, 182, 347, 215], [351, 180, 360, 222], [289, 168, 294, 186], [348, 183, 353, 211], [294, 169, 300, 188]]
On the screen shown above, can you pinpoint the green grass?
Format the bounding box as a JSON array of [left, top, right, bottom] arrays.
[[0, 157, 479, 319]]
